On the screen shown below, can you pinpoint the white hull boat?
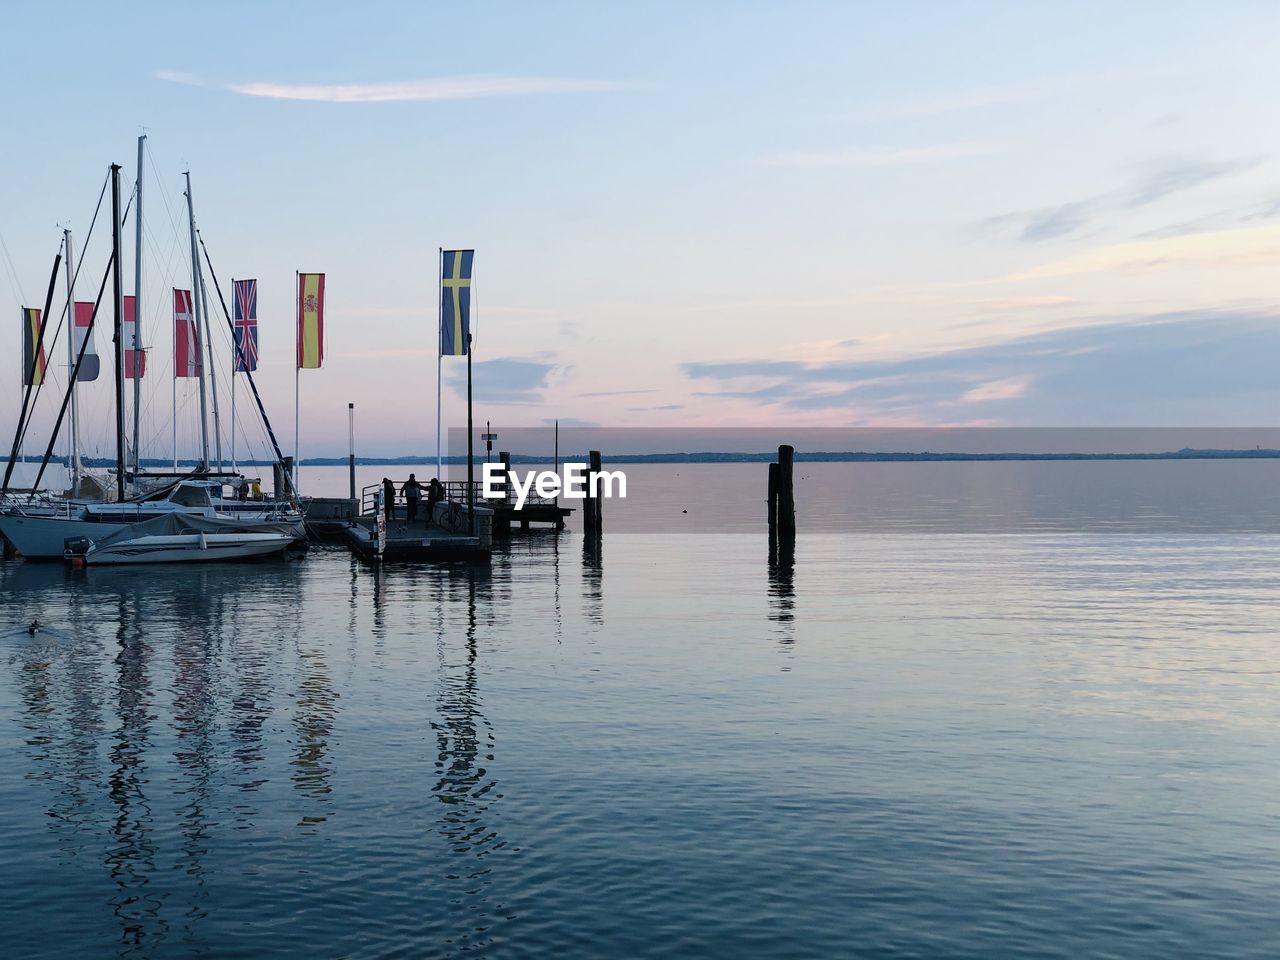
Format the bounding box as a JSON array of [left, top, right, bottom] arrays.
[[66, 512, 299, 565], [0, 480, 303, 560], [81, 531, 292, 564]]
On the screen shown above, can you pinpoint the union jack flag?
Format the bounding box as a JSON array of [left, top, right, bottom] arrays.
[[233, 278, 258, 373]]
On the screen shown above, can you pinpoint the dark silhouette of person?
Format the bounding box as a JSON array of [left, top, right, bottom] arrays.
[[402, 474, 423, 522], [425, 477, 444, 525], [382, 477, 396, 522]]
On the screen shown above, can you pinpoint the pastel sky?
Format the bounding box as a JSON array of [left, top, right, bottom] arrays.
[[3, 1, 1280, 459]]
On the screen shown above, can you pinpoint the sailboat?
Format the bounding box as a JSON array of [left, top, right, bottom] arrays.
[[0, 141, 305, 560]]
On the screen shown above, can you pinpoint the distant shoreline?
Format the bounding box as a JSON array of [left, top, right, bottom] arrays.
[[25, 448, 1280, 468]]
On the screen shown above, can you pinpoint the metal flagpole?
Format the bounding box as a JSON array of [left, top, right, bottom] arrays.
[[466, 330, 474, 535], [63, 227, 80, 494], [110, 163, 126, 502], [172, 350, 177, 471], [436, 247, 442, 480], [198, 266, 222, 469], [294, 271, 300, 494], [231, 277, 237, 473], [466, 254, 475, 536], [131, 134, 145, 479]]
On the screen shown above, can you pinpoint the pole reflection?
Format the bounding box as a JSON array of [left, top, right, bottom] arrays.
[[582, 532, 604, 625], [768, 535, 796, 645], [431, 564, 507, 952]]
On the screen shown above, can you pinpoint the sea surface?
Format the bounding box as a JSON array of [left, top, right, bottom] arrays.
[[3, 462, 1280, 957]]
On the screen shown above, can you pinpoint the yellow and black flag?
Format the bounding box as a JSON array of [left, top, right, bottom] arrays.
[[21, 307, 46, 386]]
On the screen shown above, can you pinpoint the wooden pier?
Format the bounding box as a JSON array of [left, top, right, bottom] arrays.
[[333, 482, 493, 561]]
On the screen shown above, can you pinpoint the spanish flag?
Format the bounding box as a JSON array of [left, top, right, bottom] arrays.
[[297, 272, 325, 369], [21, 307, 46, 386]]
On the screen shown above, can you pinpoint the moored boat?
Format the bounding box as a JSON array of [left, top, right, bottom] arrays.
[[66, 513, 298, 565]]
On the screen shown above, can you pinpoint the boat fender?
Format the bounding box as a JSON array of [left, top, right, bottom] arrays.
[[198, 532, 208, 551]]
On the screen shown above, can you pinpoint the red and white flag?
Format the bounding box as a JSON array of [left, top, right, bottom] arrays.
[[174, 289, 201, 378], [123, 295, 146, 379], [72, 301, 101, 382]]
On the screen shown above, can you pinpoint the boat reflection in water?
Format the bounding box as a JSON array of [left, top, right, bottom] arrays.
[[0, 549, 523, 958]]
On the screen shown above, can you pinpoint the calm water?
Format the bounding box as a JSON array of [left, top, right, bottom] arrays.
[[309, 458, 1280, 533], [3, 463, 1280, 957]]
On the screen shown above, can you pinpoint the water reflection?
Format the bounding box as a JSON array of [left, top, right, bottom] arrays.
[[431, 566, 507, 952], [768, 536, 796, 641], [0, 553, 527, 957], [107, 588, 162, 954], [582, 532, 604, 624]]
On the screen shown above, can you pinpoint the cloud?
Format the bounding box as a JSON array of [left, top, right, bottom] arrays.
[[681, 310, 1280, 424], [156, 69, 205, 87], [221, 75, 626, 103], [542, 417, 598, 428], [579, 388, 659, 398], [1138, 198, 1280, 240], [450, 356, 558, 404], [761, 142, 995, 168], [960, 376, 1032, 403], [1003, 223, 1280, 282], [984, 156, 1262, 243]]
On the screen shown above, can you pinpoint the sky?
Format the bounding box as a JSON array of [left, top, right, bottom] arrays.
[[2, 1, 1280, 459]]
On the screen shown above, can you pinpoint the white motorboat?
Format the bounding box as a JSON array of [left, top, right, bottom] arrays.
[[0, 479, 303, 560], [67, 513, 297, 565]]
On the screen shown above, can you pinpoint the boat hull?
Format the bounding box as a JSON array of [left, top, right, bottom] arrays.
[[0, 511, 305, 560], [83, 533, 294, 565], [0, 514, 132, 560]]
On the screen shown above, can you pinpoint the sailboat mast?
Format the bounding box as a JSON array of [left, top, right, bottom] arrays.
[[198, 264, 223, 469], [110, 163, 126, 502], [131, 134, 145, 477], [184, 170, 210, 469], [63, 227, 80, 494]]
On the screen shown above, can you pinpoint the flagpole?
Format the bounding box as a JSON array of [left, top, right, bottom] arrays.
[[466, 330, 474, 535], [64, 227, 80, 494], [172, 288, 177, 471], [231, 278, 237, 474], [132, 134, 145, 480], [294, 271, 300, 494], [466, 254, 475, 536], [199, 265, 223, 470], [436, 246, 442, 480]]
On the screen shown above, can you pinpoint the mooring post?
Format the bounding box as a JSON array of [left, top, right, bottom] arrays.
[[348, 403, 357, 502], [499, 451, 511, 502], [777, 444, 795, 540], [582, 461, 596, 534], [768, 461, 779, 534], [588, 450, 603, 534]]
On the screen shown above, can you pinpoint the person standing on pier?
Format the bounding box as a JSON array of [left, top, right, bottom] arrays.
[[425, 477, 444, 526], [402, 474, 423, 522], [382, 477, 396, 522]]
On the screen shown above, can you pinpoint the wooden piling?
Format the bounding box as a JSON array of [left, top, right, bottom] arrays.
[[767, 461, 779, 533], [499, 451, 512, 501], [777, 444, 795, 540], [583, 449, 603, 534], [348, 403, 357, 501]]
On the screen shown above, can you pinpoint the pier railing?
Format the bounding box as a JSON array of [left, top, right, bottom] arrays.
[[359, 479, 556, 517]]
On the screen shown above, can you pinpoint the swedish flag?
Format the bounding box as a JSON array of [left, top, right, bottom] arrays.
[[440, 249, 474, 356]]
